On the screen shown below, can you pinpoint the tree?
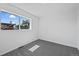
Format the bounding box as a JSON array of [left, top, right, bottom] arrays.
[[21, 20, 30, 29]]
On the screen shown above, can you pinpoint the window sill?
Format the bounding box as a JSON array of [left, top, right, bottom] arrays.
[[0, 29, 31, 32]]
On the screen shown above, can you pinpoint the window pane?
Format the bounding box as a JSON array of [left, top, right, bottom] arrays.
[[0, 11, 19, 30], [20, 17, 30, 29], [0, 11, 31, 30]]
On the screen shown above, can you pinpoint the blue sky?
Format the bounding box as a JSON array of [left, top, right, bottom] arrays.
[[0, 11, 20, 25], [0, 11, 29, 25]]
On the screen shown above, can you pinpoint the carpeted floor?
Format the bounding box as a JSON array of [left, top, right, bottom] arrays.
[[2, 39, 79, 56]]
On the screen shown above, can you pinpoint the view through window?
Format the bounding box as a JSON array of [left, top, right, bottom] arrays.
[[0, 11, 31, 30]]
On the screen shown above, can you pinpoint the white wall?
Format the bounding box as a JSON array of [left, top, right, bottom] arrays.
[[38, 4, 77, 48], [77, 6, 79, 49], [0, 4, 39, 55]]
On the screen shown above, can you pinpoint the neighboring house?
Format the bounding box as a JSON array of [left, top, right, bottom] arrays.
[[0, 23, 15, 30]]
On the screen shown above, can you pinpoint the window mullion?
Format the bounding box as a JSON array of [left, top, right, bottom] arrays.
[[0, 19, 1, 30], [19, 17, 20, 30]]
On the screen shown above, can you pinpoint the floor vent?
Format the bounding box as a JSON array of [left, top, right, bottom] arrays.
[[28, 45, 40, 52]]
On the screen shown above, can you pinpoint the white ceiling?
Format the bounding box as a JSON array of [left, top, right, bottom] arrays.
[[12, 3, 78, 17]]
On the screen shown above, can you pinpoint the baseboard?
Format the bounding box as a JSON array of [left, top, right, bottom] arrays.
[[1, 38, 38, 56], [39, 36, 77, 49]]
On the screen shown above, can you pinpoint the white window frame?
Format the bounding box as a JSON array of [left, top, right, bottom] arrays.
[[0, 10, 32, 31]]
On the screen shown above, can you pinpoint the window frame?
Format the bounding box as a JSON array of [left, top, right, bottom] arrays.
[[0, 10, 32, 31]]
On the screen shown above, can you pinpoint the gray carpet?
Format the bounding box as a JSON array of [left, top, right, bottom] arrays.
[[2, 39, 79, 56]]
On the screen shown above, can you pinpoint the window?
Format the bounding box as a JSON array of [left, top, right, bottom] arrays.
[[0, 11, 31, 30]]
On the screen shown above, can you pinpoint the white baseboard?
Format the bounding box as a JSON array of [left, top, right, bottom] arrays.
[[0, 37, 38, 56], [39, 36, 77, 49]]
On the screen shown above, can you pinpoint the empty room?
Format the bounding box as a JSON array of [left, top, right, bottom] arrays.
[[0, 3, 79, 56]]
